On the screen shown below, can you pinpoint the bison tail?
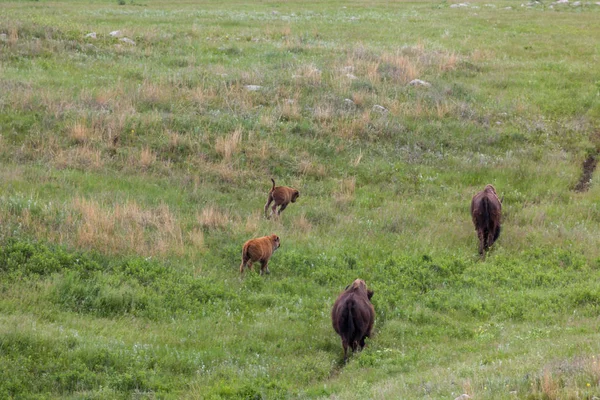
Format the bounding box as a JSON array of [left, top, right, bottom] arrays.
[[341, 300, 355, 342], [271, 178, 276, 191], [481, 196, 490, 226]]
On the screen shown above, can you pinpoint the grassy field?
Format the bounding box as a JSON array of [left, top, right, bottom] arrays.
[[1, 0, 600, 398]]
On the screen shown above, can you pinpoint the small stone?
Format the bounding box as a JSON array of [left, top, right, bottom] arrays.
[[0, 33, 7, 41], [572, 1, 581, 4], [109, 30, 122, 37], [85, 32, 97, 39], [344, 98, 355, 106], [555, 0, 568, 3], [271, 10, 279, 15], [372, 105, 387, 113], [119, 37, 136, 45], [245, 85, 262, 91], [450, 3, 469, 7], [346, 73, 358, 80], [504, 6, 513, 8], [408, 79, 432, 87]]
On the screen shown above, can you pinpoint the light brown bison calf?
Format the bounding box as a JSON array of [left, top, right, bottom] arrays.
[[471, 184, 502, 259], [239, 234, 280, 275], [331, 279, 375, 362], [264, 178, 299, 219]]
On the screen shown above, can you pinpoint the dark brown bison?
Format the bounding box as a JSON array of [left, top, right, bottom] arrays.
[[264, 178, 299, 219], [239, 234, 280, 275], [331, 279, 375, 362], [471, 184, 502, 259]]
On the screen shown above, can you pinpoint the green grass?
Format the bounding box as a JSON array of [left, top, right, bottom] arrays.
[[1, 0, 600, 398]]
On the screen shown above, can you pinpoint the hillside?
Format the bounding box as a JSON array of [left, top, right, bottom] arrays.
[[1, 0, 600, 398]]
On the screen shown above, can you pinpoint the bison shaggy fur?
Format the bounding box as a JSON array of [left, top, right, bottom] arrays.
[[331, 279, 375, 362], [471, 184, 502, 259]]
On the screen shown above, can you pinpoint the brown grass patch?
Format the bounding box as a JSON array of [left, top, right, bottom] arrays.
[[294, 64, 322, 86], [380, 52, 420, 83], [244, 212, 262, 234], [334, 177, 356, 208], [197, 206, 231, 230], [138, 146, 157, 170], [279, 98, 301, 122], [297, 158, 326, 178], [294, 213, 312, 234], [71, 197, 183, 256], [187, 228, 206, 251], [215, 127, 242, 162], [69, 121, 92, 145]]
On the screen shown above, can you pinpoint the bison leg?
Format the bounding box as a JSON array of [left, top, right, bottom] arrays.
[[239, 256, 249, 274], [260, 260, 270, 275], [271, 204, 278, 218], [486, 229, 495, 251], [264, 195, 273, 219], [359, 336, 368, 349], [342, 339, 349, 363], [477, 230, 485, 259], [277, 203, 288, 215]]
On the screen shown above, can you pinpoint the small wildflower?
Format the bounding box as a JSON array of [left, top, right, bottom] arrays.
[[587, 383, 591, 387]]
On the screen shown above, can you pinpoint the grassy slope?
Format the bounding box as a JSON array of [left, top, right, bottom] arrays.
[[1, 0, 600, 398]]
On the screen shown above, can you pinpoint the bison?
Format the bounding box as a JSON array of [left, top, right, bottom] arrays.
[[471, 184, 502, 259], [239, 234, 280, 275], [331, 279, 375, 362], [264, 178, 300, 219]]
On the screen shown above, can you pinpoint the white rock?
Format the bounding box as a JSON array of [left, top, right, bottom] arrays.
[[343, 66, 354, 73], [346, 73, 358, 80], [85, 32, 97, 39], [0, 33, 7, 41], [245, 85, 262, 91], [572, 1, 581, 5], [344, 98, 355, 106], [504, 6, 513, 8], [555, 0, 568, 3], [408, 79, 432, 87], [596, 2, 600, 5], [109, 30, 122, 37], [119, 37, 136, 45], [454, 395, 471, 400], [450, 3, 469, 7], [372, 105, 387, 113]]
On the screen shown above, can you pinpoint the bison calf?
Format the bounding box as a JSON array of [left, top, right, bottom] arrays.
[[239, 234, 280, 275], [264, 178, 299, 219], [331, 279, 375, 362], [471, 184, 502, 259]]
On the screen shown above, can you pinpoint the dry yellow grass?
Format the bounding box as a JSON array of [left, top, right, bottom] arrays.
[[71, 197, 184, 256], [244, 212, 262, 234], [187, 227, 206, 251], [293, 213, 312, 234], [279, 98, 301, 122], [138, 146, 157, 170], [69, 121, 92, 145], [334, 177, 356, 208], [294, 64, 322, 86], [197, 206, 231, 230], [215, 127, 242, 162]]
